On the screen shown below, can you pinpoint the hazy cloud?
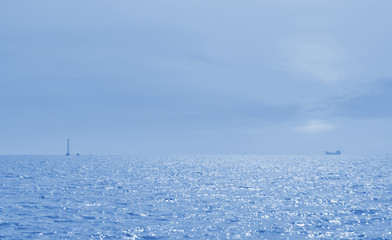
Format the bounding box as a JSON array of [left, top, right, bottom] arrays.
[[283, 41, 346, 84], [294, 120, 335, 134], [1, 1, 392, 154]]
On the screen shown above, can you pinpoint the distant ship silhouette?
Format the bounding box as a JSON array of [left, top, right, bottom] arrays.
[[325, 150, 341, 155]]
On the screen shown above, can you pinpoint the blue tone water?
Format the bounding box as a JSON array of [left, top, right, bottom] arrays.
[[1, 155, 391, 239]]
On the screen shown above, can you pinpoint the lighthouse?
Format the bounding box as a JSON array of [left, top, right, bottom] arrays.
[[66, 139, 70, 156]]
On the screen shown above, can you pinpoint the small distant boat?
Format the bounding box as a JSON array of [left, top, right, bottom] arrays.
[[325, 150, 341, 155]]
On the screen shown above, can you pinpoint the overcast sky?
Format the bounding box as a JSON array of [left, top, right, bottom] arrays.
[[1, 1, 391, 154]]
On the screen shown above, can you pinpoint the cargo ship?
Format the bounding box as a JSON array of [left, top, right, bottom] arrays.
[[325, 150, 341, 155]]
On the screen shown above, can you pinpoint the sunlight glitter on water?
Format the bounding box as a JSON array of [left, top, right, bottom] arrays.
[[0, 154, 391, 239]]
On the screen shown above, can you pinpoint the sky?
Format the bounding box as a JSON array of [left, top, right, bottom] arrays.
[[1, 0, 392, 155]]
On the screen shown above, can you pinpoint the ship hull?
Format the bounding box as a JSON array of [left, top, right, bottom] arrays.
[[325, 151, 341, 155]]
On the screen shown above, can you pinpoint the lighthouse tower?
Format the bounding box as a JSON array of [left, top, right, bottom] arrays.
[[66, 139, 70, 156]]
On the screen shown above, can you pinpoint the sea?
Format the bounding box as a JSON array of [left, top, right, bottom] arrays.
[[0, 154, 391, 239]]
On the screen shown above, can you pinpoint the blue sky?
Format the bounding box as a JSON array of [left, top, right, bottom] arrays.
[[1, 1, 391, 154]]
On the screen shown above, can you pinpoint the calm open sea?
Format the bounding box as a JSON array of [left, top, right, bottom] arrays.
[[1, 154, 391, 239]]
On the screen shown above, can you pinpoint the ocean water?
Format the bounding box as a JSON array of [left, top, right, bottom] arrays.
[[0, 155, 392, 239]]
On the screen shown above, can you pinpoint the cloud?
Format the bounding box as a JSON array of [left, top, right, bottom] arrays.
[[329, 79, 392, 119], [294, 120, 335, 133], [284, 41, 346, 84]]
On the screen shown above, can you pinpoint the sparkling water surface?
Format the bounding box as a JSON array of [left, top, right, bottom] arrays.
[[1, 155, 392, 239]]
